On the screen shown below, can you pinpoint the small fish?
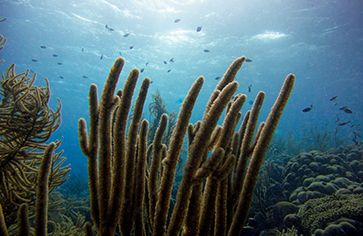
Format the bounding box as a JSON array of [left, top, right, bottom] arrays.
[[129, 46, 134, 49], [163, 61, 167, 64], [105, 24, 114, 31], [59, 76, 64, 79], [0, 34, 6, 50], [248, 84, 252, 93], [339, 106, 348, 110], [57, 62, 63, 65], [196, 26, 202, 32], [123, 33, 130, 37], [31, 59, 38, 62], [245, 58, 252, 62], [338, 121, 351, 126], [302, 105, 313, 112], [169, 58, 174, 63], [248, 100, 253, 105], [52, 54, 58, 57], [82, 75, 88, 79], [145, 62, 149, 66], [150, 80, 153, 84], [214, 76, 221, 80], [140, 68, 145, 73], [167, 69, 171, 73], [40, 45, 46, 49], [82, 48, 84, 52], [100, 54, 103, 60], [0, 17, 6, 22], [119, 51, 122, 56], [329, 96, 338, 101], [203, 49, 210, 53], [174, 19, 181, 23], [342, 108, 353, 114]]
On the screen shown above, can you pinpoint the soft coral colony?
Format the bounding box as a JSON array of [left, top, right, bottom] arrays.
[[0, 56, 295, 236]]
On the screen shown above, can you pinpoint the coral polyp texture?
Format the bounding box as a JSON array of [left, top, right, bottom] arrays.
[[0, 65, 69, 225], [77, 56, 295, 236], [248, 143, 363, 235]]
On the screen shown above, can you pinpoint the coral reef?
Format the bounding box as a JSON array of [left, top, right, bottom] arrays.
[[248, 143, 363, 235], [0, 143, 55, 236], [299, 193, 363, 234], [0, 65, 69, 224], [78, 56, 295, 235]]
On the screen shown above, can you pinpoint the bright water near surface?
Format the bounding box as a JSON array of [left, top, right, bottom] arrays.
[[0, 0, 363, 235]]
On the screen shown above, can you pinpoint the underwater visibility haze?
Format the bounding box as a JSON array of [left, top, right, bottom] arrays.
[[0, 0, 363, 235]]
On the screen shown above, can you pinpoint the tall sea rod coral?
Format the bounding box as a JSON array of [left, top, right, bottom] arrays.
[[78, 56, 295, 236], [0, 65, 69, 224]]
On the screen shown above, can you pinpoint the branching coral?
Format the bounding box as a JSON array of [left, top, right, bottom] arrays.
[[0, 143, 55, 236], [148, 90, 176, 145], [0, 65, 69, 224], [79, 56, 295, 236]]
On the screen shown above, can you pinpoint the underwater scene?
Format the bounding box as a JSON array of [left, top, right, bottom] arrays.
[[0, 0, 363, 235]]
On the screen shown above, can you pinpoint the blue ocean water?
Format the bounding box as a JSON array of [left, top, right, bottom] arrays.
[[0, 0, 362, 179]]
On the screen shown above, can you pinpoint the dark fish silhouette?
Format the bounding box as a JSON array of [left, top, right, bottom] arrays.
[[340, 106, 348, 110], [123, 33, 130, 37], [52, 54, 58, 57], [338, 121, 351, 126], [330, 96, 338, 101], [174, 19, 181, 23], [342, 108, 353, 114], [196, 26, 202, 32], [302, 105, 313, 112], [169, 58, 174, 63], [214, 76, 221, 80], [57, 62, 63, 65], [129, 46, 134, 49], [150, 80, 153, 84], [140, 68, 145, 73], [145, 62, 149, 66], [248, 100, 253, 105], [82, 48, 84, 52], [59, 76, 64, 79], [119, 51, 122, 56], [40, 45, 46, 49], [105, 24, 114, 31], [0, 17, 6, 22], [245, 58, 252, 62], [82, 75, 88, 79], [203, 49, 210, 53], [248, 84, 252, 93], [163, 61, 167, 64], [0, 34, 6, 50], [167, 69, 171, 73], [100, 54, 103, 60], [31, 59, 38, 62]]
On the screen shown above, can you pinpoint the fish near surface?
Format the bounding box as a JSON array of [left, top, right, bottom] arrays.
[[302, 105, 313, 112]]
